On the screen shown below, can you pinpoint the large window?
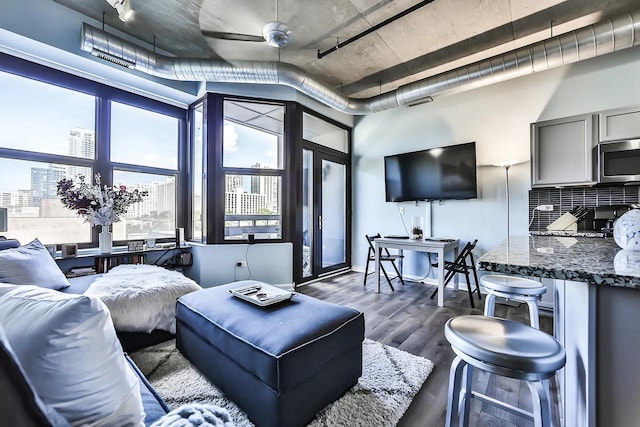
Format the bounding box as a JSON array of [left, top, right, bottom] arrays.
[[223, 100, 284, 169], [0, 71, 95, 158], [0, 60, 185, 248], [111, 171, 176, 241], [110, 101, 180, 242], [222, 100, 284, 241], [111, 101, 179, 169], [0, 158, 91, 244]]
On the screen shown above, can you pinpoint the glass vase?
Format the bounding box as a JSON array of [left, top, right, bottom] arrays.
[[99, 225, 112, 254], [411, 216, 424, 239]]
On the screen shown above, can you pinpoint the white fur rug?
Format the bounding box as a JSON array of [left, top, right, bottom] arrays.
[[131, 339, 434, 426], [85, 265, 201, 333]]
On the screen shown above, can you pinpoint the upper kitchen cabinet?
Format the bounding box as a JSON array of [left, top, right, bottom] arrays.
[[531, 113, 597, 188], [599, 106, 640, 141]]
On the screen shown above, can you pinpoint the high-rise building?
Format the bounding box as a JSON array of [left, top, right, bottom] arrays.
[[225, 189, 266, 215], [67, 127, 95, 158], [67, 127, 95, 178], [123, 182, 155, 219], [155, 178, 176, 215], [249, 164, 279, 213], [30, 164, 66, 204], [226, 175, 243, 193], [0, 191, 31, 207]]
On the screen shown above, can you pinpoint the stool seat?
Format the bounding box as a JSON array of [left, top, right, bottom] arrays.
[[481, 274, 546, 295], [445, 316, 565, 374]]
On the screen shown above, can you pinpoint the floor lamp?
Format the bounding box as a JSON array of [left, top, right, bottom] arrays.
[[493, 162, 515, 243]]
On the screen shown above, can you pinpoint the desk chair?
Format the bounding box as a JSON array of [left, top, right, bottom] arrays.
[[363, 234, 404, 291], [430, 239, 482, 308]]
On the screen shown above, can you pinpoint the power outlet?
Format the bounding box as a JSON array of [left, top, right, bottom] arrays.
[[236, 260, 247, 267], [536, 205, 554, 211], [399, 206, 405, 214]]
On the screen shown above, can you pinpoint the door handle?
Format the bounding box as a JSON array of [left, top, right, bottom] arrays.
[[318, 216, 322, 230]]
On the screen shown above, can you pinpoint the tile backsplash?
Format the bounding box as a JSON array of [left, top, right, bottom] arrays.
[[528, 186, 640, 231]]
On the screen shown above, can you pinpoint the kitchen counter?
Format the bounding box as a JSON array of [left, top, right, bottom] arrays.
[[478, 235, 640, 427], [478, 235, 640, 288]]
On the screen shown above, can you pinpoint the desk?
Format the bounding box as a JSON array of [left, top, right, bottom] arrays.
[[374, 238, 459, 306]]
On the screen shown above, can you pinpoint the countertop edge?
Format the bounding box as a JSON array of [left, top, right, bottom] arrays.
[[478, 260, 640, 289]]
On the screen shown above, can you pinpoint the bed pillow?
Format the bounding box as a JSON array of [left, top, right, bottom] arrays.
[[0, 283, 145, 426], [85, 264, 202, 334], [0, 238, 70, 290]]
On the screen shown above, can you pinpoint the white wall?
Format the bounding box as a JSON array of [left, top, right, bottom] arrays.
[[352, 45, 640, 276], [188, 243, 293, 287]]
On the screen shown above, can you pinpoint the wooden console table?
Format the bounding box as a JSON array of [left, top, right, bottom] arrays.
[[374, 237, 459, 306]]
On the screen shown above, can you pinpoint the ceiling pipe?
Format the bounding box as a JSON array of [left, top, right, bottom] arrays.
[[81, 10, 640, 115], [317, 0, 436, 59]]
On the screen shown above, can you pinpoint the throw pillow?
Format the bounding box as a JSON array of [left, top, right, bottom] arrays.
[[85, 264, 202, 333], [0, 238, 70, 290], [0, 283, 145, 426], [0, 326, 70, 427]]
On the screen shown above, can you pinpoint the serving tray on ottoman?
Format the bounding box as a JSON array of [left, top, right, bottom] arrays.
[[176, 280, 365, 427]]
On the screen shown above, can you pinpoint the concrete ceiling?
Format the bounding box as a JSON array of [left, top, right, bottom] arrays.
[[53, 0, 640, 99]]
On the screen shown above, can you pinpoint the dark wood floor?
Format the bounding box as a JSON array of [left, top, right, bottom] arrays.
[[296, 271, 558, 427]]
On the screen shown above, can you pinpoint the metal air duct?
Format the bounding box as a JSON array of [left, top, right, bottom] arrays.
[[81, 10, 640, 115]]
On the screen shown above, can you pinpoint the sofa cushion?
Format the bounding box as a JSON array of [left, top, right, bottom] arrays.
[[124, 354, 169, 426], [0, 326, 70, 427], [0, 283, 145, 426], [0, 238, 70, 290]]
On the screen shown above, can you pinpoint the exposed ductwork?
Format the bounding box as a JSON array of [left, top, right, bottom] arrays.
[[81, 10, 640, 115]]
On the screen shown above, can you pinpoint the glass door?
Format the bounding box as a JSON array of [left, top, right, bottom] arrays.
[[301, 147, 349, 280], [299, 112, 350, 283], [320, 158, 346, 270], [302, 149, 313, 279]]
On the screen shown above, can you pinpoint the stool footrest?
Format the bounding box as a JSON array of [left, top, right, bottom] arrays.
[[470, 390, 534, 420]]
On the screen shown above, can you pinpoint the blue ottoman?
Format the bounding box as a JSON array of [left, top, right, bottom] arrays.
[[176, 281, 365, 427]]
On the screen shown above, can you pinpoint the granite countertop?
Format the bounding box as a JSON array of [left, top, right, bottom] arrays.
[[478, 235, 640, 288], [529, 230, 607, 238]]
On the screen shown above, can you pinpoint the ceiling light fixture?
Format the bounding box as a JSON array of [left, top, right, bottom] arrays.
[[105, 0, 134, 22], [262, 0, 291, 48]]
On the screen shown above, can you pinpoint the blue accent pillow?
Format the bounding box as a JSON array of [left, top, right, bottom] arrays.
[[0, 326, 70, 426], [0, 238, 70, 290]]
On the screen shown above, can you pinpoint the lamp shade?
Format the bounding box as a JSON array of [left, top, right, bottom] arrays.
[[0, 207, 7, 233]]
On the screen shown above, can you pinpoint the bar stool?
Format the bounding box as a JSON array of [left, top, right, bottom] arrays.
[[444, 315, 565, 427], [481, 274, 546, 329]]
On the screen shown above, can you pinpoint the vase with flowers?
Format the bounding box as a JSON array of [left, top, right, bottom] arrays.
[[56, 174, 148, 253]]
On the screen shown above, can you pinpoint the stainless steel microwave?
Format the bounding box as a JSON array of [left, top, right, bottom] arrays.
[[594, 139, 640, 184]]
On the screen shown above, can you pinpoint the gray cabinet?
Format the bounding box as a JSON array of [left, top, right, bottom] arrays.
[[531, 114, 597, 187], [599, 106, 640, 141]]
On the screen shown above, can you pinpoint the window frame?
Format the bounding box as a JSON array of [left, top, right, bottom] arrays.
[[0, 52, 188, 249], [194, 93, 292, 244]]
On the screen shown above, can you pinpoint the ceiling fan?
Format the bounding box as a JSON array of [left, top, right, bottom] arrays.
[[201, 21, 292, 48]]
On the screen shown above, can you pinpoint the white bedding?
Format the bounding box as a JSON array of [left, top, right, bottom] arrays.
[[85, 264, 202, 334]]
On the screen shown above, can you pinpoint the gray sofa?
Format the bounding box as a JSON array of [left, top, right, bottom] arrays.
[[0, 238, 170, 426]]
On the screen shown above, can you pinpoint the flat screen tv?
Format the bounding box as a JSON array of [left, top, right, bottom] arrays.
[[384, 142, 477, 202]]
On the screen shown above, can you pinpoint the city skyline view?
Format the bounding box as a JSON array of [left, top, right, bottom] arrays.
[[0, 69, 284, 243]]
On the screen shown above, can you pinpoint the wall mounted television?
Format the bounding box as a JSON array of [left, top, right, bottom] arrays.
[[384, 142, 478, 202]]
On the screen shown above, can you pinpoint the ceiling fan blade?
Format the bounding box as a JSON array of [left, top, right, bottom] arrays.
[[201, 30, 264, 43]]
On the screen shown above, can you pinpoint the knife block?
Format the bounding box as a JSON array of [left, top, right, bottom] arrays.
[[547, 213, 579, 231]]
